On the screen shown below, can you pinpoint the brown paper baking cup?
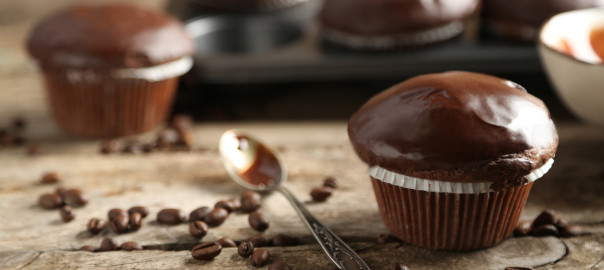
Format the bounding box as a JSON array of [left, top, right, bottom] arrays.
[[371, 177, 533, 251], [42, 72, 178, 138]]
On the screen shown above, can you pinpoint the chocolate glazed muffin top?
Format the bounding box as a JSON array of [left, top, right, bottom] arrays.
[[319, 0, 480, 35], [483, 0, 604, 27], [348, 71, 558, 187], [27, 4, 193, 69]]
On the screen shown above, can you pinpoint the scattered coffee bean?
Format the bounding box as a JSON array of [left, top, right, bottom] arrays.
[[157, 129, 179, 149], [268, 262, 292, 270], [271, 234, 297, 247], [215, 200, 237, 213], [141, 143, 157, 153], [38, 193, 63, 209], [560, 225, 583, 237], [388, 262, 409, 270], [189, 220, 209, 238], [12, 117, 26, 130], [55, 187, 67, 199], [189, 206, 211, 222], [250, 248, 271, 267], [513, 221, 532, 237], [129, 212, 143, 231], [249, 211, 269, 232], [79, 245, 96, 252], [27, 143, 42, 156], [216, 237, 237, 248], [63, 188, 88, 207], [247, 235, 270, 247], [377, 233, 399, 244], [110, 213, 130, 233], [87, 218, 107, 234], [100, 140, 120, 154], [60, 205, 75, 222], [120, 241, 143, 251], [128, 206, 149, 218], [323, 177, 337, 189], [191, 241, 222, 261], [238, 240, 255, 258], [157, 208, 187, 225], [532, 209, 556, 229], [531, 224, 558, 236], [505, 267, 533, 270], [204, 208, 229, 227], [176, 129, 195, 147], [99, 237, 119, 252], [108, 208, 128, 221], [228, 197, 241, 212], [40, 172, 61, 184], [240, 191, 262, 213], [122, 141, 143, 154], [554, 218, 568, 231], [310, 187, 333, 202]]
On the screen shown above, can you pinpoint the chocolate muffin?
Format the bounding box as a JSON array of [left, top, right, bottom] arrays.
[[190, 0, 308, 12], [483, 0, 604, 41], [319, 0, 480, 50], [27, 4, 193, 137], [348, 71, 558, 250]]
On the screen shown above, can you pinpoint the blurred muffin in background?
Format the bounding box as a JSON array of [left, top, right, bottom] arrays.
[[27, 4, 193, 138], [190, 0, 308, 12], [319, 0, 480, 50], [483, 0, 604, 41]]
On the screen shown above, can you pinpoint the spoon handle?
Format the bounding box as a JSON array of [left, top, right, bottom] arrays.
[[277, 186, 371, 270]]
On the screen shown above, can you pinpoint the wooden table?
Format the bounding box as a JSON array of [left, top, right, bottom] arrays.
[[1, 1, 604, 269]]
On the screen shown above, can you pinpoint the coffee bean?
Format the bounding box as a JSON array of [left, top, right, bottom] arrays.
[[216, 237, 237, 248], [310, 187, 333, 202], [128, 206, 149, 218], [40, 172, 61, 184], [191, 241, 222, 260], [55, 187, 67, 200], [63, 189, 88, 207], [157, 129, 179, 149], [250, 248, 271, 267], [171, 115, 193, 131], [269, 262, 292, 270], [554, 218, 568, 231], [189, 220, 209, 238], [27, 143, 42, 156], [532, 209, 556, 229], [323, 177, 337, 189], [99, 237, 118, 252], [79, 245, 96, 252], [87, 218, 107, 234], [377, 233, 399, 244], [271, 234, 297, 247], [204, 208, 229, 227], [110, 213, 129, 234], [176, 129, 195, 147], [240, 191, 262, 213], [388, 262, 409, 270], [247, 235, 270, 247], [249, 211, 269, 232], [513, 221, 532, 237], [157, 208, 187, 225], [129, 212, 143, 231], [100, 140, 120, 154], [141, 143, 157, 153], [505, 267, 533, 270], [215, 200, 236, 213], [189, 206, 211, 222], [12, 117, 26, 130], [120, 241, 143, 251], [122, 141, 143, 154], [531, 224, 558, 236], [560, 225, 583, 237], [238, 241, 255, 258], [108, 208, 128, 221], [38, 193, 63, 209], [60, 205, 75, 222]]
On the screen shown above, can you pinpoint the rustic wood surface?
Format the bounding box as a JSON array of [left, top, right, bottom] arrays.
[[1, 1, 604, 269]]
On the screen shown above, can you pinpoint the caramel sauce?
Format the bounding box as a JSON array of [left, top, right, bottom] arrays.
[[239, 137, 281, 188]]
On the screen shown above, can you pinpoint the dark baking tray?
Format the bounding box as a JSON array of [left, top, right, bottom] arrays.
[[174, 0, 542, 84]]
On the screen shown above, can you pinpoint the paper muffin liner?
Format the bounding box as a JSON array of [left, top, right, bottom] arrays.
[[38, 57, 191, 138], [369, 159, 553, 250], [322, 21, 464, 50], [192, 0, 308, 12]]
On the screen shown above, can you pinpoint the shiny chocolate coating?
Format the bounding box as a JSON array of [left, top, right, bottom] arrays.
[[348, 71, 558, 184], [27, 4, 193, 69], [320, 0, 480, 35]]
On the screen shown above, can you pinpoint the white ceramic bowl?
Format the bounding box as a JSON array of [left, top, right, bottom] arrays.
[[539, 8, 604, 127]]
